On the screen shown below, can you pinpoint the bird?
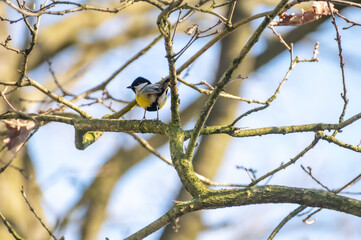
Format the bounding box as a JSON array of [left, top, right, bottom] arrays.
[[127, 77, 170, 120]]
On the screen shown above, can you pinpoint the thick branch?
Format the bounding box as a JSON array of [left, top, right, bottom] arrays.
[[202, 186, 361, 215], [183, 111, 361, 138], [0, 112, 169, 135], [2, 111, 361, 141], [127, 185, 361, 239]]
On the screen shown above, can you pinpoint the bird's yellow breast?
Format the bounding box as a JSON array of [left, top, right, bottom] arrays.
[[135, 93, 153, 109]]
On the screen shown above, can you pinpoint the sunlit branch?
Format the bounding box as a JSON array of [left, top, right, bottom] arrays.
[[0, 212, 25, 240], [24, 77, 92, 119], [318, 131, 361, 152]]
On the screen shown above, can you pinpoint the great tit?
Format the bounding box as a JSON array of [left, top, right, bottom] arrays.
[[127, 77, 170, 120]]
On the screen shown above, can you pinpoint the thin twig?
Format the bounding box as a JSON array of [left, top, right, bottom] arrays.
[[327, 1, 349, 136], [302, 208, 321, 224], [268, 25, 291, 51], [240, 166, 257, 182], [171, 9, 182, 43], [268, 165, 360, 238], [24, 76, 92, 119], [231, 41, 319, 126], [301, 165, 332, 191], [0, 212, 25, 240], [268, 205, 306, 240], [0, 87, 19, 112], [336, 173, 361, 194], [45, 57, 75, 97], [335, 12, 361, 29], [177, 76, 265, 104], [302, 173, 361, 222], [21, 186, 58, 240], [3, 0, 135, 17], [182, 4, 228, 23], [247, 134, 320, 187], [226, 0, 237, 26], [318, 131, 361, 152]]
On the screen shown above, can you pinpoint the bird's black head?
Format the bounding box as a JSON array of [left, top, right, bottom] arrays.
[[127, 77, 152, 93]]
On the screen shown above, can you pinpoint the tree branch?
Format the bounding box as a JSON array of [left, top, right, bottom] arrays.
[[268, 205, 306, 240], [0, 212, 25, 240], [127, 185, 361, 239]]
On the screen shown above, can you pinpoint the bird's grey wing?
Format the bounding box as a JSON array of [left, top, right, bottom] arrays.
[[141, 84, 162, 95]]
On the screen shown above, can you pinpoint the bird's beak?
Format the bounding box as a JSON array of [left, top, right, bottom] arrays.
[[127, 85, 135, 93]]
